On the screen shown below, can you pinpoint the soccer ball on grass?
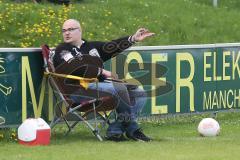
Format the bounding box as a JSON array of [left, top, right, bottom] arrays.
[[197, 118, 220, 137]]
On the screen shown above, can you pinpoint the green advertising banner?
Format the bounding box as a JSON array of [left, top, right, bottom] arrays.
[[0, 49, 46, 127], [0, 44, 240, 127]]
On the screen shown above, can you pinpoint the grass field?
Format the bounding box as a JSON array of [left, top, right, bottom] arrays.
[[1, 111, 240, 160]]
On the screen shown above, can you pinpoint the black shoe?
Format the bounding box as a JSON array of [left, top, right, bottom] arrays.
[[105, 134, 127, 142], [126, 128, 152, 142]]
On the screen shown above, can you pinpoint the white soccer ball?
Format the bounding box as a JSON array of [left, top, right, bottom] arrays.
[[197, 118, 220, 137]]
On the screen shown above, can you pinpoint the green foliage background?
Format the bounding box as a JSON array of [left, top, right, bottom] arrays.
[[1, 0, 240, 48]]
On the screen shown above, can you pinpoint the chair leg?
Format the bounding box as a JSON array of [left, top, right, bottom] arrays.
[[50, 116, 61, 128], [50, 101, 64, 128], [69, 121, 79, 131], [93, 130, 103, 141], [56, 104, 72, 133], [50, 101, 73, 135], [72, 111, 103, 141]]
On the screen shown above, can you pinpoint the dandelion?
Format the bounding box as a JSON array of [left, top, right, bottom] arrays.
[[44, 28, 49, 32], [20, 42, 26, 48], [11, 132, 16, 137], [37, 28, 43, 33]]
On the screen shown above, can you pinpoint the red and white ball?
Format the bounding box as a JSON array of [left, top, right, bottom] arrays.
[[198, 118, 220, 137]]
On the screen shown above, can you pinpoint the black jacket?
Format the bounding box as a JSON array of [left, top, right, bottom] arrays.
[[53, 36, 134, 78]]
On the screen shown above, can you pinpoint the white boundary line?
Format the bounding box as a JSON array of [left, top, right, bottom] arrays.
[[1, 43, 240, 52]]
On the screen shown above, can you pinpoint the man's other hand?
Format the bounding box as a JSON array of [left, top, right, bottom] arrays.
[[132, 28, 155, 42]]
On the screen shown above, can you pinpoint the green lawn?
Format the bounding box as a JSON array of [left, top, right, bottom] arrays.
[[1, 112, 240, 160]]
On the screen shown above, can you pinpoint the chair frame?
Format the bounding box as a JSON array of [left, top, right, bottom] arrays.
[[41, 45, 115, 141]]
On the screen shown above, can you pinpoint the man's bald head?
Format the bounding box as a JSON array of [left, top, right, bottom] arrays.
[[63, 19, 82, 31], [62, 19, 82, 46]]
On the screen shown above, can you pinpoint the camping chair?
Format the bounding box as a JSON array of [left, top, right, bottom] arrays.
[[41, 45, 116, 141]]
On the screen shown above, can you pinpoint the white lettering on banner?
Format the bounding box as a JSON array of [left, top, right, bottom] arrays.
[[0, 115, 5, 125], [0, 57, 12, 96]]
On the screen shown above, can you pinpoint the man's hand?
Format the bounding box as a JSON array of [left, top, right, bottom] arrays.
[[102, 69, 118, 79], [131, 28, 155, 42]]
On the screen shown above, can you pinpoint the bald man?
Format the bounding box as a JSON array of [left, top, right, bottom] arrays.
[[53, 19, 154, 142]]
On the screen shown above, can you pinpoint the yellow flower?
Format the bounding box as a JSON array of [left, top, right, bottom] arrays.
[[20, 42, 25, 48], [49, 9, 54, 13], [37, 28, 43, 33]]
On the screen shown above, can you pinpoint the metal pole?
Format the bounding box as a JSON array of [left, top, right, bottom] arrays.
[[213, 0, 218, 7]]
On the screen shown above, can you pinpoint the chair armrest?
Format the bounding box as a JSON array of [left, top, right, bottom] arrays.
[[44, 72, 98, 89]]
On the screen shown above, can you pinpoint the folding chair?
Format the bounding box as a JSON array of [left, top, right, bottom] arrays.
[[41, 45, 116, 141]]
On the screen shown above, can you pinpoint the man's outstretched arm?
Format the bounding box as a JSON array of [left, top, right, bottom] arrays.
[[93, 28, 155, 61]]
